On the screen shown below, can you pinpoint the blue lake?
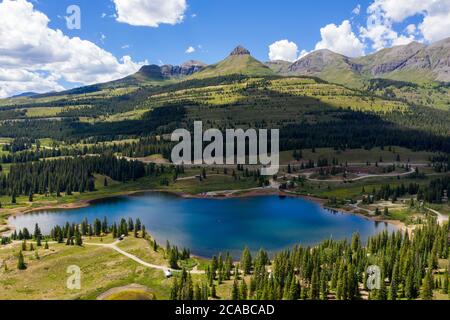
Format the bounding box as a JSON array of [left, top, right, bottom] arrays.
[[8, 193, 396, 258]]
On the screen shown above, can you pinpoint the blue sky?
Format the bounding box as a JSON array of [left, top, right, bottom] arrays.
[[0, 0, 449, 97], [37, 0, 371, 64]]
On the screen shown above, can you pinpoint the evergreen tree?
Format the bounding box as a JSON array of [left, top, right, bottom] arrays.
[[17, 251, 26, 270], [75, 230, 83, 246], [231, 279, 239, 300], [443, 269, 449, 295], [421, 269, 434, 300], [240, 280, 248, 300], [389, 262, 399, 300], [240, 247, 252, 276]]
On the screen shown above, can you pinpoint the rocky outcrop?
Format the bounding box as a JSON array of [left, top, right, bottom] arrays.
[[136, 61, 207, 80], [160, 61, 207, 78], [230, 46, 251, 56]]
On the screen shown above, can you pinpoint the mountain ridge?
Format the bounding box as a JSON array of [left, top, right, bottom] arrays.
[[12, 39, 449, 98], [283, 37, 450, 87]]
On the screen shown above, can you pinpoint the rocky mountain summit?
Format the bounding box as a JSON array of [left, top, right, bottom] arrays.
[[230, 46, 251, 56]]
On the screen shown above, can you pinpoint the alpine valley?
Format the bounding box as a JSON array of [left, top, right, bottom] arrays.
[[0, 39, 449, 302]]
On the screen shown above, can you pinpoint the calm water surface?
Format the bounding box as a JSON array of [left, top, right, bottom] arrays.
[[9, 193, 396, 258]]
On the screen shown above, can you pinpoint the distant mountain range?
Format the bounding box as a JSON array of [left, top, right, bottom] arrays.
[[128, 38, 450, 88], [279, 38, 450, 87], [10, 38, 450, 98], [11, 92, 39, 98]]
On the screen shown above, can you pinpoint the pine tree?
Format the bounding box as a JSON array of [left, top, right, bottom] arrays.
[[288, 277, 300, 300], [231, 279, 239, 300], [194, 284, 201, 300], [377, 274, 387, 300], [75, 230, 83, 246], [168, 249, 178, 269], [443, 269, 449, 295], [421, 269, 434, 300], [310, 267, 320, 300], [389, 262, 399, 300], [44, 241, 49, 249], [170, 277, 179, 300], [240, 280, 248, 300], [112, 223, 118, 238], [17, 251, 26, 270], [240, 247, 252, 276]]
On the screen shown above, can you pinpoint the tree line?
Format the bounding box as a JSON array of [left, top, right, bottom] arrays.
[[173, 219, 449, 300], [0, 155, 167, 197]]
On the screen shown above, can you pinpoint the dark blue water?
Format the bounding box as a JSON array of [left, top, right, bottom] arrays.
[[8, 193, 396, 258]]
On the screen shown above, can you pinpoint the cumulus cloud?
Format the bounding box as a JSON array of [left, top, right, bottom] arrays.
[[406, 24, 417, 35], [0, 0, 146, 97], [268, 40, 299, 62], [113, 0, 187, 27], [361, 0, 450, 50], [0, 68, 64, 98], [352, 4, 361, 15], [185, 46, 195, 54], [315, 20, 365, 57], [420, 10, 450, 43]]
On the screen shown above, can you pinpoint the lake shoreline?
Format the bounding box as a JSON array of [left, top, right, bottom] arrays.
[[2, 187, 407, 236]]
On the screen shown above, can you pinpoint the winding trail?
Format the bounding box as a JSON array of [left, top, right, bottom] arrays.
[[300, 167, 417, 183], [425, 207, 449, 225], [84, 240, 204, 274]]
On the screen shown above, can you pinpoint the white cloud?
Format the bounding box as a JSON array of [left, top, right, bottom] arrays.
[[392, 35, 416, 46], [268, 40, 299, 62], [352, 4, 361, 15], [0, 68, 64, 98], [0, 0, 146, 97], [420, 11, 450, 43], [361, 0, 450, 50], [406, 24, 417, 35], [315, 20, 365, 57], [113, 0, 187, 28], [185, 46, 195, 54], [298, 50, 310, 59]]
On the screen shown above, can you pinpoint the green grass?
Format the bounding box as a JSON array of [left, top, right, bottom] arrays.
[[101, 289, 156, 300], [24, 107, 63, 118], [0, 241, 172, 300], [0, 236, 208, 300], [171, 174, 260, 194]]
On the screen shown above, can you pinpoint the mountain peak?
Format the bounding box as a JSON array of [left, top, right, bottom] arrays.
[[230, 46, 251, 56], [181, 60, 207, 68]]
